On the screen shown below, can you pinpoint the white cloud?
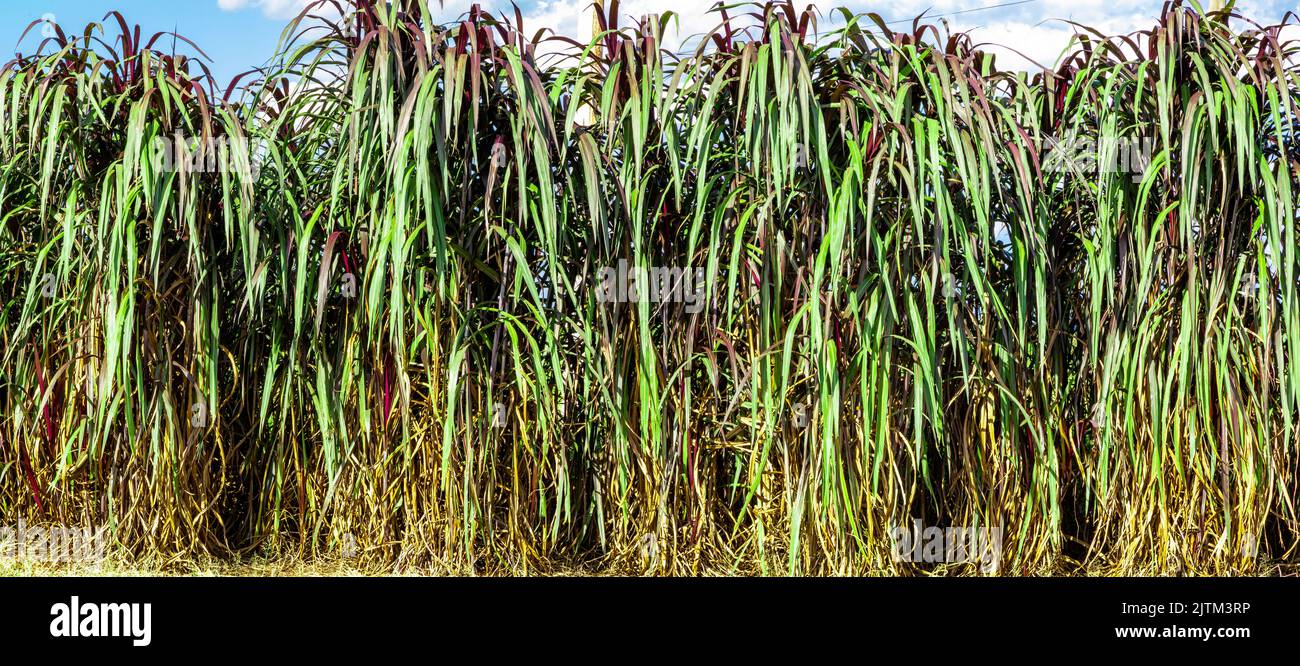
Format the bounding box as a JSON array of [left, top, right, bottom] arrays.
[[218, 0, 502, 22], [216, 0, 313, 20], [553, 0, 1298, 68], [221, 0, 1299, 70]]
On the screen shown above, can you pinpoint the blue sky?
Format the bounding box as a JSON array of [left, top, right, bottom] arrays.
[[2, 0, 1295, 83], [0, 1, 293, 86]]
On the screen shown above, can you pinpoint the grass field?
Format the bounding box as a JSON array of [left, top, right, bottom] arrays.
[[2, 0, 1299, 576]]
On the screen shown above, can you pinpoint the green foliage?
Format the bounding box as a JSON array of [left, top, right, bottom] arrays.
[[2, 1, 1297, 575]]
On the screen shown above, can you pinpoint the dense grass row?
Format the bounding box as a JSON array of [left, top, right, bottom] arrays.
[[2, 0, 1298, 574]]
